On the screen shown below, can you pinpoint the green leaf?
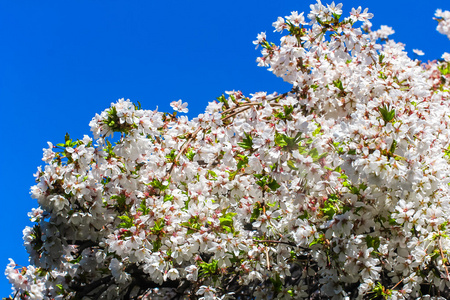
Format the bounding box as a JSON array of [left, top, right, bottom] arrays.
[[165, 149, 177, 163], [312, 123, 322, 137], [164, 194, 174, 202], [186, 149, 196, 161], [219, 218, 233, 227], [389, 140, 397, 155], [274, 133, 288, 148], [254, 174, 266, 188], [150, 178, 170, 191], [298, 145, 308, 155], [111, 194, 126, 206], [275, 132, 303, 151], [365, 235, 381, 251], [133, 101, 142, 110], [318, 152, 328, 161], [68, 255, 82, 264], [217, 94, 229, 109], [284, 105, 294, 117], [236, 154, 249, 170], [321, 203, 337, 219], [274, 105, 295, 120], [207, 170, 217, 179], [253, 174, 280, 191], [309, 233, 325, 247], [105, 139, 116, 158], [270, 274, 283, 293], [199, 260, 219, 278], [36, 268, 48, 277], [65, 132, 71, 144], [250, 205, 261, 223], [287, 160, 299, 170], [439, 62, 450, 75], [267, 178, 280, 191], [333, 79, 344, 91], [56, 284, 65, 295], [228, 170, 238, 181], [308, 148, 319, 159], [137, 199, 150, 215], [219, 212, 237, 233], [299, 210, 310, 220], [181, 215, 201, 234], [118, 215, 133, 228], [150, 218, 166, 236], [370, 282, 385, 298], [378, 105, 396, 123], [444, 145, 450, 161], [152, 239, 162, 251], [320, 194, 341, 220], [237, 133, 253, 150]]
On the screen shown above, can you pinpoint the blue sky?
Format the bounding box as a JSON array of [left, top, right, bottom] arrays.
[[1, 0, 449, 295]]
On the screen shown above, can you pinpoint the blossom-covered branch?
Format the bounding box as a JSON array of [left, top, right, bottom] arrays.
[[5, 1, 450, 299]]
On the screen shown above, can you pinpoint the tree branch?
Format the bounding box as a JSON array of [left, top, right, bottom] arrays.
[[72, 275, 113, 299]]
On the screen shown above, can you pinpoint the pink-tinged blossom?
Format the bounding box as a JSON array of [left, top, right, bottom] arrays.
[[436, 9, 450, 39], [442, 52, 450, 62], [413, 49, 425, 56], [374, 25, 395, 39], [349, 6, 373, 22], [287, 11, 307, 26], [253, 32, 266, 49], [170, 99, 189, 113], [272, 17, 286, 32]]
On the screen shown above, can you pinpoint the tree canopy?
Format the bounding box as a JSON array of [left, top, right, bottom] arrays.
[[5, 2, 450, 299]]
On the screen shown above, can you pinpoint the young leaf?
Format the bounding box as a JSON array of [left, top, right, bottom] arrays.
[[378, 105, 396, 123], [237, 133, 253, 150], [287, 160, 299, 170]]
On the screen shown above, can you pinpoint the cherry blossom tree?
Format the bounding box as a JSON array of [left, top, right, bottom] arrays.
[[5, 1, 450, 299]]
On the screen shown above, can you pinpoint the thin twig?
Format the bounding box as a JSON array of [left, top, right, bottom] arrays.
[[438, 236, 450, 280], [222, 107, 254, 122], [253, 239, 309, 251], [391, 277, 404, 290], [180, 224, 200, 232], [221, 93, 289, 122], [265, 247, 271, 270], [167, 127, 202, 176], [220, 101, 261, 116]]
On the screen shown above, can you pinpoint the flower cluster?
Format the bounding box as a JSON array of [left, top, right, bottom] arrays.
[[436, 9, 450, 39], [6, 1, 450, 299]]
